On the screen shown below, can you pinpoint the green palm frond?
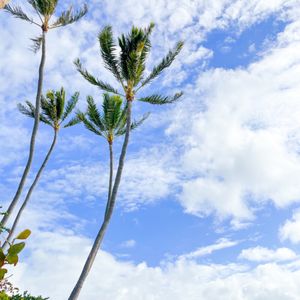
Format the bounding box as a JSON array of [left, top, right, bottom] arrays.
[[27, 0, 58, 17], [18, 101, 52, 126], [86, 96, 106, 131], [116, 112, 150, 136], [55, 88, 65, 120], [74, 59, 121, 95], [50, 4, 88, 28], [77, 112, 103, 136], [62, 92, 79, 121], [30, 35, 43, 53], [137, 92, 183, 105], [18, 101, 35, 118], [63, 115, 82, 128], [102, 94, 122, 130], [98, 26, 123, 85], [5, 4, 35, 24], [138, 41, 184, 90]]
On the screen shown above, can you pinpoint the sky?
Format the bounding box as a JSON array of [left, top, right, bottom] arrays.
[[1, 0, 300, 299]]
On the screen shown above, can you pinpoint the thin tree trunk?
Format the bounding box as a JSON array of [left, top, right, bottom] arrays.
[[3, 130, 58, 249], [104, 142, 113, 218], [1, 31, 47, 227], [68, 101, 132, 300]]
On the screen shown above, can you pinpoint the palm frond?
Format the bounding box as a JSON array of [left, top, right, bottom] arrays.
[[62, 92, 79, 121], [18, 101, 35, 118], [30, 35, 43, 53], [63, 115, 82, 128], [50, 4, 87, 28], [137, 92, 183, 105], [74, 59, 120, 95], [27, 0, 58, 17], [98, 26, 123, 85], [138, 41, 184, 90], [86, 96, 105, 131], [18, 101, 52, 126], [55, 88, 65, 120], [116, 112, 150, 136], [5, 4, 35, 24], [77, 112, 102, 136]]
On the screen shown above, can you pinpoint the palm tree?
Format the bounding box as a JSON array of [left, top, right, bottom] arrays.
[[1, 1, 87, 227], [78, 94, 149, 217], [69, 24, 183, 300], [3, 88, 81, 249]]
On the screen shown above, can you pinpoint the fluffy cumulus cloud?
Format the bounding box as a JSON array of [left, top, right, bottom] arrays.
[[239, 246, 297, 262], [176, 18, 300, 221], [279, 210, 300, 244], [2, 0, 300, 299], [10, 228, 300, 300]]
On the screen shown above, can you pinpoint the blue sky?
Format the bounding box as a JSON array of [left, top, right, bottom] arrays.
[[1, 0, 300, 299]]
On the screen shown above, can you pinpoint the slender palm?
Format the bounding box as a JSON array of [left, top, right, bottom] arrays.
[[1, 1, 87, 227], [69, 24, 183, 300], [3, 88, 80, 249]]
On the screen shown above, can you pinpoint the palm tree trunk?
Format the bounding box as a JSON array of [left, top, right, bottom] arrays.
[[105, 142, 113, 218], [1, 31, 47, 227], [68, 100, 132, 300], [3, 129, 57, 249]]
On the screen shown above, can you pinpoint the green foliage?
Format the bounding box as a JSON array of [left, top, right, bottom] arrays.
[[77, 94, 149, 143], [5, 0, 87, 52], [0, 230, 31, 280], [76, 23, 183, 103], [11, 291, 48, 300], [18, 88, 80, 131]]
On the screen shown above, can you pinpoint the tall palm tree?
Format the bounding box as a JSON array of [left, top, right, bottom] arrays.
[[69, 24, 183, 300], [3, 88, 81, 249], [77, 94, 149, 218], [1, 1, 87, 227]]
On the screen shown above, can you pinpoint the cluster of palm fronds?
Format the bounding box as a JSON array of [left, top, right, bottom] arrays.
[[1, 1, 184, 299]]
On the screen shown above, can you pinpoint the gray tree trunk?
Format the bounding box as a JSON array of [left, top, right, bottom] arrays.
[[3, 129, 57, 249], [68, 101, 132, 300], [1, 32, 47, 227]]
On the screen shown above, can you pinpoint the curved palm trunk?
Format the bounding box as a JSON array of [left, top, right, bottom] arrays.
[[68, 101, 132, 300], [1, 32, 47, 227], [3, 130, 57, 249]]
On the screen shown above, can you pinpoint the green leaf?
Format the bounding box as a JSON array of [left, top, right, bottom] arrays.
[[138, 41, 184, 90], [8, 242, 25, 256], [15, 229, 31, 240], [137, 92, 183, 105], [74, 59, 120, 95], [0, 268, 7, 280], [0, 248, 5, 261], [6, 254, 18, 266], [50, 4, 88, 28]]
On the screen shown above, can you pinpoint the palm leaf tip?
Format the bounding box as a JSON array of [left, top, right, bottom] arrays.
[[138, 40, 184, 89], [74, 58, 120, 95], [138, 92, 183, 105], [4, 4, 33, 23], [50, 3, 88, 28]]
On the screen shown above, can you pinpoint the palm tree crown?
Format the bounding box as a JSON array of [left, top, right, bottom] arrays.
[[78, 94, 149, 144], [5, 0, 87, 50], [18, 87, 80, 130], [75, 23, 183, 103]]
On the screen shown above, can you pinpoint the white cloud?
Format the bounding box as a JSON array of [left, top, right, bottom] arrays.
[[175, 18, 300, 221], [10, 227, 300, 300], [179, 238, 239, 260], [239, 246, 297, 262], [280, 210, 300, 244], [120, 239, 136, 249]]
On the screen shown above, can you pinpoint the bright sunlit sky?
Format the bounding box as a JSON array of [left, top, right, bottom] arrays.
[[1, 0, 300, 299]]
